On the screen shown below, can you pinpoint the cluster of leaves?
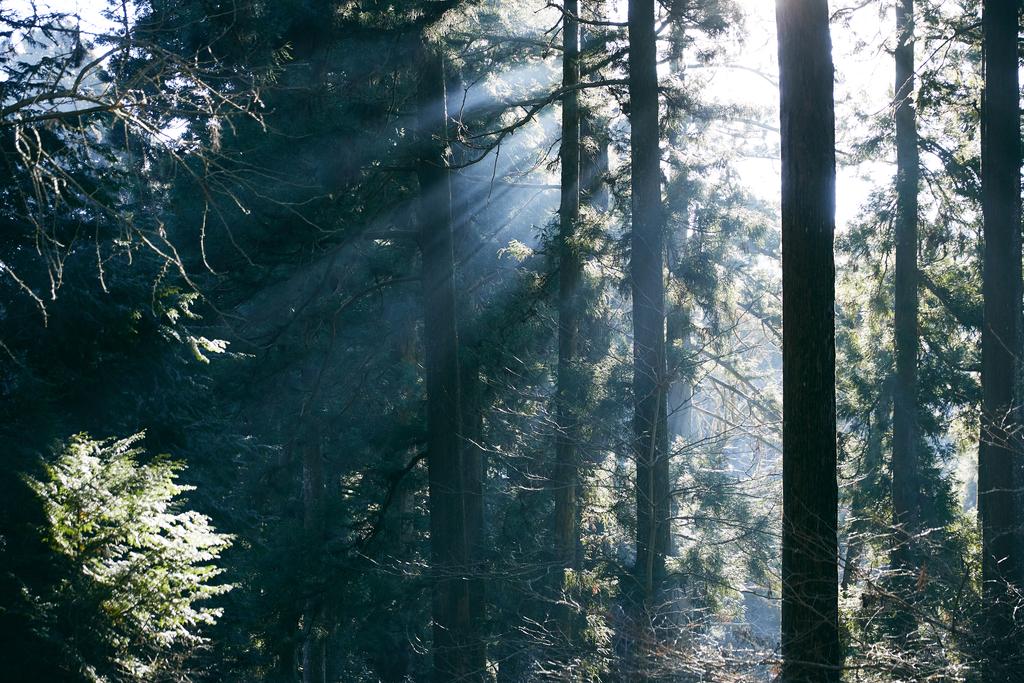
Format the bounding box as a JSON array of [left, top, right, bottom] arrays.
[[26, 433, 232, 682]]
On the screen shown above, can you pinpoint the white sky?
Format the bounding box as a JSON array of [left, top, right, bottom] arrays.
[[13, 0, 913, 233], [6, 0, 114, 33], [710, 0, 899, 231]]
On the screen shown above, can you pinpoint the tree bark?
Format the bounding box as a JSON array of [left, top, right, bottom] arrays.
[[979, 1, 1022, 675], [416, 39, 484, 683], [553, 0, 582, 642], [891, 0, 921, 560], [628, 0, 670, 608], [775, 1, 841, 680]]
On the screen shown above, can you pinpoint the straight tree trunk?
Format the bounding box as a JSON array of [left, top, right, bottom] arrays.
[[369, 471, 417, 682], [626, 2, 670, 678], [775, 1, 841, 680], [416, 38, 484, 683], [553, 0, 582, 640], [891, 0, 921, 562], [666, 29, 695, 542], [273, 434, 301, 680], [451, 82, 489, 674], [628, 0, 670, 607], [979, 1, 1022, 675], [459, 351, 487, 671], [301, 423, 326, 683], [665, 172, 693, 449], [571, 44, 608, 581], [890, 1, 922, 657]]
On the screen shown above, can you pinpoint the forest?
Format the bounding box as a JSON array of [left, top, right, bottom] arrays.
[[0, 0, 1022, 681]]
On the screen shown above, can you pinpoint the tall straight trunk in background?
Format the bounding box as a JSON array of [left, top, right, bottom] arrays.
[[552, 0, 582, 637], [979, 1, 1021, 675], [891, 0, 921, 570], [415, 38, 483, 683], [300, 423, 326, 683], [449, 70, 488, 675], [628, 0, 670, 605], [666, 25, 695, 457], [775, 1, 841, 680], [453, 235, 488, 678]]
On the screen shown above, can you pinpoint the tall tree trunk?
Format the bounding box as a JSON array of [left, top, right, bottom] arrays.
[[301, 422, 326, 683], [979, 1, 1021, 675], [576, 100, 607, 576], [416, 39, 484, 683], [459, 352, 487, 671], [666, 25, 694, 497], [665, 175, 694, 449], [628, 0, 670, 608], [553, 0, 582, 641], [369, 470, 417, 682], [665, 194, 693, 563], [890, 0, 921, 656], [775, 1, 841, 680], [891, 0, 920, 562], [451, 70, 488, 674], [626, 3, 670, 679]]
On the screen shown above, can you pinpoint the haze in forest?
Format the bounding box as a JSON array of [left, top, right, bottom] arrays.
[[0, 0, 1021, 682]]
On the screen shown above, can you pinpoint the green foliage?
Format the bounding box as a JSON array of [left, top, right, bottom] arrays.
[[2, 0, 1013, 680], [27, 433, 232, 682]]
